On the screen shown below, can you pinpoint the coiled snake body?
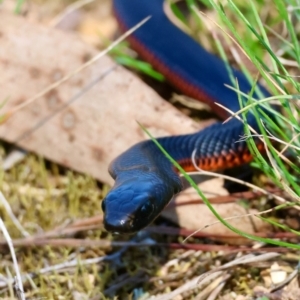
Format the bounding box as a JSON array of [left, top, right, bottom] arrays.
[[102, 0, 271, 233]]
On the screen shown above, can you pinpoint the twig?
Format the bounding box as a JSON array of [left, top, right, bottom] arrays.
[[207, 275, 231, 300], [197, 273, 231, 300], [0, 235, 145, 290], [168, 187, 284, 206], [146, 226, 299, 240], [154, 253, 279, 300]]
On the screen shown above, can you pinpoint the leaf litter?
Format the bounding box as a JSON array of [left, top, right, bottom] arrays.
[[0, 0, 299, 299]]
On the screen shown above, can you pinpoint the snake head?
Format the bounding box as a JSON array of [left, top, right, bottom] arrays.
[[102, 177, 176, 234]]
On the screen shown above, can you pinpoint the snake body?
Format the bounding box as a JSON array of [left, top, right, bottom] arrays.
[[102, 0, 271, 233]]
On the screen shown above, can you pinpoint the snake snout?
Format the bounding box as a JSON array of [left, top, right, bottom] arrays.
[[102, 187, 136, 234], [103, 212, 135, 234], [102, 181, 159, 233]]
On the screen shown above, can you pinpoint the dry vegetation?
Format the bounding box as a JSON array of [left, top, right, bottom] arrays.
[[0, 0, 299, 299]]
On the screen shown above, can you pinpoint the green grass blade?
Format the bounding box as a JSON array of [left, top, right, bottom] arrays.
[[141, 124, 300, 250]]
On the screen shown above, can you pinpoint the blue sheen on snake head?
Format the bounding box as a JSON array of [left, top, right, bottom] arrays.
[[102, 178, 169, 234]]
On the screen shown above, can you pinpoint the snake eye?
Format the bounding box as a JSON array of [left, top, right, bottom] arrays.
[[140, 200, 154, 216], [101, 200, 106, 213]]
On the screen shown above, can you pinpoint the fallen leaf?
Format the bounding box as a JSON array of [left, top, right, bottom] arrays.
[[282, 277, 300, 300], [162, 178, 271, 244], [270, 262, 287, 285], [0, 11, 200, 185], [254, 277, 300, 300]]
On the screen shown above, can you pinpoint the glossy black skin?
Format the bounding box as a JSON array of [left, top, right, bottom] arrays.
[[102, 120, 262, 234], [102, 0, 271, 234], [102, 140, 182, 233]]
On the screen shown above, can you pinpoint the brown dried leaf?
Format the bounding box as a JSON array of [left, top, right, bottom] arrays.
[[254, 277, 300, 300], [270, 262, 287, 285], [162, 178, 271, 244], [0, 11, 200, 184]]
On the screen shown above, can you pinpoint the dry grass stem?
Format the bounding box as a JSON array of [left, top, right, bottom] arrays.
[[50, 0, 96, 27], [0, 191, 29, 237], [5, 15, 151, 119], [0, 217, 25, 299]]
